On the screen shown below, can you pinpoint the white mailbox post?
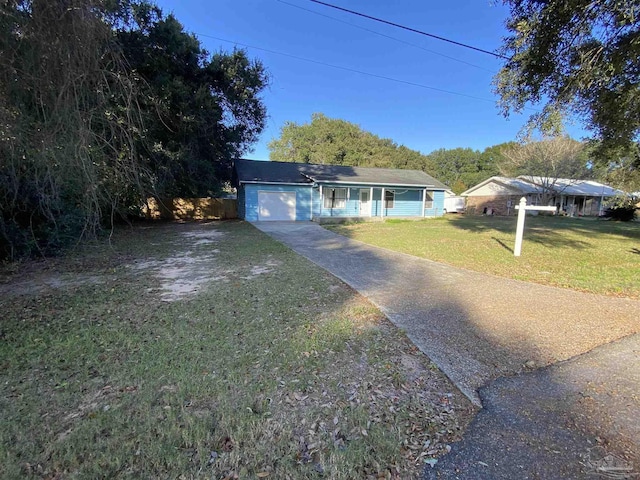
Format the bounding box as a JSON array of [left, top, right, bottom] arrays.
[[513, 197, 557, 256]]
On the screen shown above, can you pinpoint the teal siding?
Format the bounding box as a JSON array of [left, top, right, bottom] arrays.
[[372, 189, 381, 216], [317, 187, 362, 217], [316, 186, 446, 218], [424, 190, 445, 217], [385, 189, 423, 217], [241, 184, 313, 221], [240, 182, 446, 220]]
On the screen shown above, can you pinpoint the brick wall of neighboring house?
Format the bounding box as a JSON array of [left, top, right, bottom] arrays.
[[465, 195, 522, 216]]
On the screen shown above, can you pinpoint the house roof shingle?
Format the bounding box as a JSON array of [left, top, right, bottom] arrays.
[[234, 159, 448, 189], [461, 176, 622, 197], [517, 176, 623, 196]]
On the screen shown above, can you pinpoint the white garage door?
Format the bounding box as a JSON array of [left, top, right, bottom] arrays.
[[258, 191, 296, 221]]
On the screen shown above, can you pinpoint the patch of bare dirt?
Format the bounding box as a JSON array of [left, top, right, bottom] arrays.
[[130, 228, 228, 302]]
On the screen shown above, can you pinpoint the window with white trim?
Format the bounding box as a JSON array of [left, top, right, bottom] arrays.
[[424, 191, 433, 209], [323, 187, 347, 209], [384, 190, 395, 209]]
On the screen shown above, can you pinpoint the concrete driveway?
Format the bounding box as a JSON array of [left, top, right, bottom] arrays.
[[253, 221, 640, 476], [253, 221, 639, 402]]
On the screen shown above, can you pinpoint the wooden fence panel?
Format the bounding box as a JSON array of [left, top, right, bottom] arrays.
[[144, 198, 238, 220]]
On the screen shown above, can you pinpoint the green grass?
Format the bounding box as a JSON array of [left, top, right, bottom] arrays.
[[0, 221, 473, 479], [328, 216, 640, 298]]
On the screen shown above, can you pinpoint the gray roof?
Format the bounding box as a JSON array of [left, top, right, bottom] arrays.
[[495, 176, 544, 194], [234, 159, 448, 189], [234, 159, 311, 184], [518, 176, 623, 196], [461, 175, 622, 197]]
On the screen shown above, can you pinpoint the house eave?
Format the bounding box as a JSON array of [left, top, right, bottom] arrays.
[[240, 180, 311, 186], [315, 180, 438, 188]]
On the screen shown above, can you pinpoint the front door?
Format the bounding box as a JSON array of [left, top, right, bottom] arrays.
[[359, 189, 371, 216]]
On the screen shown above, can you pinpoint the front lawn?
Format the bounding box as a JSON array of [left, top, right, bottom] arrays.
[[329, 216, 640, 298], [0, 221, 473, 479]]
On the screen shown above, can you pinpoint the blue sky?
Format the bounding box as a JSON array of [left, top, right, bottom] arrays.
[[152, 0, 588, 159]]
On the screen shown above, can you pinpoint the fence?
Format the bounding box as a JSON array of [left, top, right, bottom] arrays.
[[143, 197, 237, 220]]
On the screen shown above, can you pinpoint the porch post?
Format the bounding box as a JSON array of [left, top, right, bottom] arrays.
[[369, 187, 373, 217], [422, 188, 427, 217], [380, 187, 385, 218]]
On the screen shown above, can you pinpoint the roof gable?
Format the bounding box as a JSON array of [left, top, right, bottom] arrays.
[[234, 159, 448, 189], [461, 176, 543, 196]]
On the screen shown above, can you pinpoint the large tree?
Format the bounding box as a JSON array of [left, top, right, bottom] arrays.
[[268, 113, 432, 170], [594, 142, 640, 193], [499, 137, 590, 203], [425, 147, 504, 194], [115, 3, 268, 197], [269, 113, 512, 193], [495, 1, 639, 156], [0, 0, 268, 259], [0, 0, 148, 259]]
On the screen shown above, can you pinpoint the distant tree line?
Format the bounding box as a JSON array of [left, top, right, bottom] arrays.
[[0, 0, 268, 260], [268, 113, 512, 194], [269, 113, 640, 197]]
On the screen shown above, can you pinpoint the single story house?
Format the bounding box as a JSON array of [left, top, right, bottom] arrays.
[[233, 159, 448, 222], [461, 176, 623, 216]]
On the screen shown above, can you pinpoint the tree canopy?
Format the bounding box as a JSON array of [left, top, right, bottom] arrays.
[[268, 113, 428, 169], [268, 113, 508, 194], [116, 4, 267, 196], [495, 1, 640, 156], [0, 0, 268, 259], [499, 137, 591, 202]]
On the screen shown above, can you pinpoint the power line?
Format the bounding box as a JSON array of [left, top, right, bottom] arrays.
[[308, 0, 508, 60], [195, 32, 500, 104], [277, 0, 495, 73]]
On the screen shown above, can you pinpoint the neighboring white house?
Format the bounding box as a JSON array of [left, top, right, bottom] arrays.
[[461, 176, 623, 216]]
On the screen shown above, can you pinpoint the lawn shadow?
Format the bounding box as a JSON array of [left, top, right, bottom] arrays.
[[491, 236, 513, 253], [449, 215, 599, 250], [631, 248, 640, 255], [253, 221, 640, 479], [252, 221, 547, 406], [448, 215, 640, 243]]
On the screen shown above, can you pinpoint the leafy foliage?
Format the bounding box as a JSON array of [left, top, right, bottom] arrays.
[[116, 4, 268, 197], [603, 195, 638, 221], [495, 1, 640, 156], [426, 147, 504, 194], [268, 113, 506, 194], [595, 142, 640, 194], [499, 136, 590, 202], [0, 0, 148, 259], [268, 113, 429, 169], [0, 0, 267, 260]]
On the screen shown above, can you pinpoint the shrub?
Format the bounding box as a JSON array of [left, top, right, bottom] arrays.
[[602, 195, 638, 221]]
